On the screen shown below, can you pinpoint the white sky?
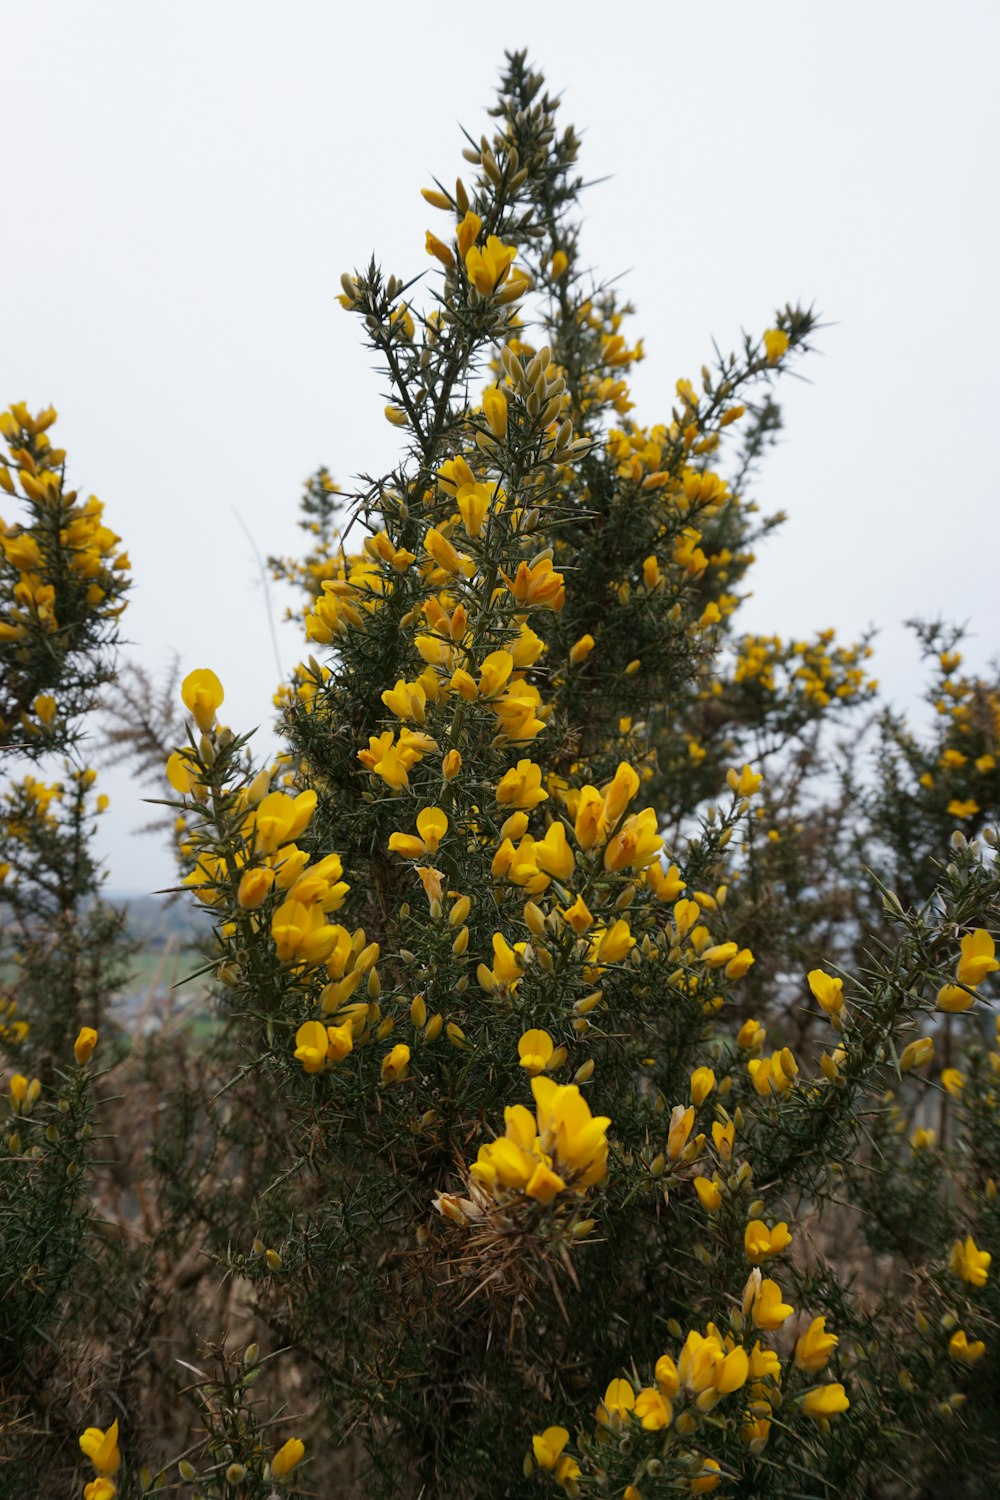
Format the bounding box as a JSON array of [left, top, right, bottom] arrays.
[[4, 0, 999, 892]]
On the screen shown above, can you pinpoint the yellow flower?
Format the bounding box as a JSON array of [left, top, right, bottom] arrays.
[[9, 1074, 40, 1114], [518, 1028, 555, 1076], [598, 1377, 635, 1426], [634, 1385, 673, 1430], [694, 1177, 722, 1213], [525, 1160, 566, 1203], [270, 1437, 306, 1479], [454, 480, 491, 539], [937, 983, 974, 1013], [603, 762, 639, 825], [381, 1044, 411, 1085], [690, 1067, 716, 1107], [949, 1235, 991, 1287], [84, 1482, 117, 1500], [941, 1067, 965, 1096], [807, 968, 844, 1016], [794, 1316, 838, 1373], [737, 1018, 765, 1051], [166, 748, 198, 793], [701, 942, 738, 970], [726, 764, 762, 796], [763, 327, 790, 364], [465, 234, 517, 297], [181, 668, 224, 731], [562, 894, 593, 934], [271, 900, 340, 964], [532, 1075, 611, 1189], [744, 1219, 792, 1265], [725, 947, 755, 979], [425, 229, 455, 268], [254, 790, 317, 853], [689, 1457, 722, 1493], [603, 807, 663, 872], [456, 210, 482, 259], [503, 557, 565, 610], [497, 758, 549, 810], [79, 1419, 121, 1476], [532, 1427, 569, 1469], [238, 866, 275, 910], [899, 1037, 934, 1071], [957, 929, 998, 986], [587, 919, 631, 969], [801, 1383, 849, 1419], [948, 1329, 985, 1363], [667, 1105, 696, 1161], [482, 385, 508, 440], [294, 1020, 331, 1074], [751, 1278, 794, 1330], [74, 1026, 98, 1065]]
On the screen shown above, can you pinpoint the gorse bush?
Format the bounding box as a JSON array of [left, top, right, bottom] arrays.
[[2, 50, 999, 1500]]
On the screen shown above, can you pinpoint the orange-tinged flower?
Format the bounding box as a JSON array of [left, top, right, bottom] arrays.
[[271, 1437, 305, 1479], [603, 807, 662, 872], [503, 557, 564, 610], [74, 1026, 98, 1065], [667, 1104, 695, 1161]]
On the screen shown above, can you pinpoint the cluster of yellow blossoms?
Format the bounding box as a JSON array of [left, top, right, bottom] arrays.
[[531, 1270, 848, 1495], [456, 1075, 609, 1210], [0, 404, 128, 740]]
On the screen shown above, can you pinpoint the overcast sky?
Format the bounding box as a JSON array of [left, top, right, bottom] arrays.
[[4, 1, 998, 892]]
